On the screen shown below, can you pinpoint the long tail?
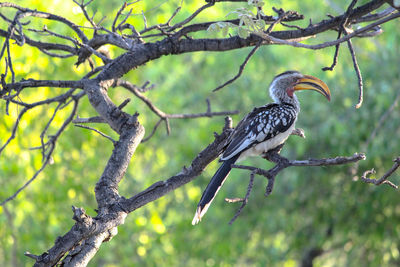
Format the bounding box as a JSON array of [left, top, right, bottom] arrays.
[[192, 154, 240, 225]]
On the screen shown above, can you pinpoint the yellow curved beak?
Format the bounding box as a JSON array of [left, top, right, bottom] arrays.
[[293, 75, 331, 101]]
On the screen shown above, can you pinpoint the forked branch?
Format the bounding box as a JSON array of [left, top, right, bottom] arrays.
[[229, 145, 366, 223]]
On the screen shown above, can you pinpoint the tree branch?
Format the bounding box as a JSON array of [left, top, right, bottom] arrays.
[[361, 157, 400, 189], [228, 149, 366, 221], [33, 122, 233, 266], [212, 42, 261, 92], [1, 0, 399, 265]]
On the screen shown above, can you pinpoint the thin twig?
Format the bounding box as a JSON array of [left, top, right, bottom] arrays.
[[6, 39, 15, 83], [349, 89, 400, 177], [116, 8, 133, 31], [361, 157, 400, 189], [1, 100, 79, 206], [73, 0, 97, 28], [228, 171, 255, 224], [259, 12, 400, 50], [266, 9, 293, 34], [39, 102, 63, 161], [213, 42, 261, 92], [118, 98, 131, 110], [141, 118, 163, 143], [112, 2, 127, 32], [0, 107, 29, 155], [166, 2, 182, 26], [74, 124, 116, 145], [229, 151, 366, 221], [164, 118, 171, 135], [322, 0, 358, 71], [116, 79, 239, 119], [346, 36, 363, 108], [265, 176, 275, 197], [24, 252, 39, 260], [167, 2, 215, 32], [322, 30, 341, 71], [72, 116, 105, 124]]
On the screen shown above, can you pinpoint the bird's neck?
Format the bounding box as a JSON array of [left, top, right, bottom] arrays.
[[275, 95, 300, 113]]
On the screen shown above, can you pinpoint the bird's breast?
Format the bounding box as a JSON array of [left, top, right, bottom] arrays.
[[238, 123, 295, 161]]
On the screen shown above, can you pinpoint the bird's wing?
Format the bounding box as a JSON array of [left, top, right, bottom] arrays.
[[221, 103, 297, 160]]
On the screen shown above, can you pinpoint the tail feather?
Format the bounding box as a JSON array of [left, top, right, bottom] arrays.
[[192, 155, 240, 225]]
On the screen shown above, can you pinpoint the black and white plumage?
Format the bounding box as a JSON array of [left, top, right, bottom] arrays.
[[192, 71, 330, 225]]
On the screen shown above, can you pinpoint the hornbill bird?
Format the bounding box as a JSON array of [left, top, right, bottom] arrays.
[[192, 70, 331, 225]]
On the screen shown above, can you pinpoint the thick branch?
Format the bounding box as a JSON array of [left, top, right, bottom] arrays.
[[2, 79, 84, 92], [119, 125, 234, 213], [1, 0, 398, 265], [34, 122, 233, 266], [93, 1, 392, 87]]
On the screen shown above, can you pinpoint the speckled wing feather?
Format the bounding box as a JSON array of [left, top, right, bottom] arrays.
[[221, 103, 297, 160]]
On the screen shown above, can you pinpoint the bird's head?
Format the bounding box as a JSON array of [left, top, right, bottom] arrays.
[[269, 71, 331, 106]]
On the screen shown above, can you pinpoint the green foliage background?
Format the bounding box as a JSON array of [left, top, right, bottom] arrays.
[[0, 0, 399, 266]]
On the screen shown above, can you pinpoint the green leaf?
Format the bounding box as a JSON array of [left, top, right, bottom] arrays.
[[222, 25, 229, 36], [207, 23, 219, 33], [238, 27, 250, 39], [256, 19, 266, 30]]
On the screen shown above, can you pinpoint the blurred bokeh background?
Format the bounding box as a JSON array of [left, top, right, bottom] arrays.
[[0, 0, 399, 266]]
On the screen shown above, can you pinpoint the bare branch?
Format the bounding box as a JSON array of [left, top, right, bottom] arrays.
[[141, 118, 163, 143], [74, 124, 117, 145], [350, 89, 400, 176], [73, 0, 97, 28], [0, 107, 29, 155], [0, 28, 77, 54], [229, 151, 366, 220], [346, 36, 364, 109], [24, 252, 39, 261], [361, 158, 400, 189], [0, 2, 88, 42], [1, 0, 399, 265], [259, 12, 400, 50], [212, 42, 261, 92], [322, 30, 341, 71], [72, 116, 105, 124], [1, 100, 79, 206], [116, 79, 239, 119], [112, 2, 128, 32], [167, 2, 215, 32], [228, 171, 255, 225], [267, 9, 296, 34], [354, 6, 397, 23], [116, 8, 133, 32], [120, 124, 234, 213], [39, 102, 63, 160], [2, 79, 83, 92], [289, 153, 366, 166]]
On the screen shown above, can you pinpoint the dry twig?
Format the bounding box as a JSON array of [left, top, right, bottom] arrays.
[[361, 157, 400, 189]]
